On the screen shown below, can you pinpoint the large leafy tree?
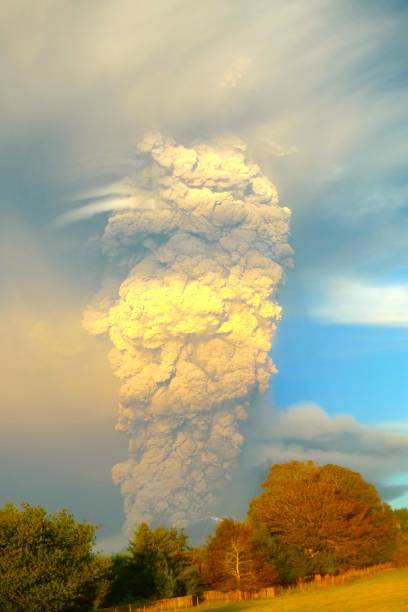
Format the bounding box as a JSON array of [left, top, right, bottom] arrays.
[[107, 523, 193, 602], [129, 523, 190, 599], [204, 518, 278, 591], [105, 523, 203, 606], [249, 461, 397, 578], [0, 502, 110, 612], [205, 519, 255, 591]]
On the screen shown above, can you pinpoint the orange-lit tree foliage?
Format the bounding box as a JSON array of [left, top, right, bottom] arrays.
[[204, 518, 278, 591], [249, 461, 396, 578]]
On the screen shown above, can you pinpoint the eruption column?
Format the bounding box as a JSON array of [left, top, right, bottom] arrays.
[[84, 133, 292, 530]]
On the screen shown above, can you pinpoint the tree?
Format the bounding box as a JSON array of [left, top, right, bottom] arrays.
[[129, 523, 189, 598], [393, 508, 408, 566], [394, 508, 408, 533], [103, 552, 137, 606], [104, 523, 201, 606], [205, 519, 254, 591], [249, 461, 397, 579], [0, 502, 110, 612], [178, 547, 205, 597], [130, 523, 190, 599], [204, 518, 277, 591]]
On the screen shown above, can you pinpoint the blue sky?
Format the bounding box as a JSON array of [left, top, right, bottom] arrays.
[[1, 0, 408, 545], [273, 316, 408, 424]]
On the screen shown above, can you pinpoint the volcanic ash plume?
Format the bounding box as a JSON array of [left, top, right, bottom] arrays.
[[83, 133, 292, 530]]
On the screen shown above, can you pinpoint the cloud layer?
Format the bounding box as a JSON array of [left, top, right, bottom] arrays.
[[251, 402, 408, 499]]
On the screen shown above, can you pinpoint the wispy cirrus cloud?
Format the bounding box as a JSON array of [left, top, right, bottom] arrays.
[[51, 196, 154, 227]]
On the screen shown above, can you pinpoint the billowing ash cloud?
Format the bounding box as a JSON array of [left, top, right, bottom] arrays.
[[83, 133, 292, 530]]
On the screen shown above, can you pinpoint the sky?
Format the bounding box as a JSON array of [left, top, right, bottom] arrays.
[[1, 0, 408, 548]]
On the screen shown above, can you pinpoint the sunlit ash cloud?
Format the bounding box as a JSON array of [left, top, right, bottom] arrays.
[[83, 133, 292, 531]]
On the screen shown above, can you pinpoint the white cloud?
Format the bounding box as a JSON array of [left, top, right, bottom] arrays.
[[311, 278, 408, 326]]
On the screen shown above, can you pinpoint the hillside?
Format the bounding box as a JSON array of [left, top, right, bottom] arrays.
[[190, 568, 408, 612]]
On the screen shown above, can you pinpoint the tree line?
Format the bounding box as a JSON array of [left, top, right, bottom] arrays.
[[1, 461, 407, 611]]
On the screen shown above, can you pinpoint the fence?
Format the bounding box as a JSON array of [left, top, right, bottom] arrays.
[[101, 562, 393, 611], [202, 587, 275, 601], [268, 562, 394, 598], [102, 594, 197, 612], [291, 562, 393, 591], [137, 595, 198, 611]]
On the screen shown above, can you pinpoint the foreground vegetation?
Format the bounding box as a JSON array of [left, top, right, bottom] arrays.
[[1, 461, 407, 611], [184, 568, 408, 612], [106, 461, 405, 607], [0, 503, 110, 611]]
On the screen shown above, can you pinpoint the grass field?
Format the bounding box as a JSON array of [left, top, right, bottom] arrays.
[[193, 569, 408, 612]]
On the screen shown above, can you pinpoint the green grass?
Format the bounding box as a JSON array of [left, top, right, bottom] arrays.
[[194, 569, 408, 612]]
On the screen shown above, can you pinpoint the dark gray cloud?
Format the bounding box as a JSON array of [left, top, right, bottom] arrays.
[[245, 401, 408, 500], [378, 484, 408, 503]]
